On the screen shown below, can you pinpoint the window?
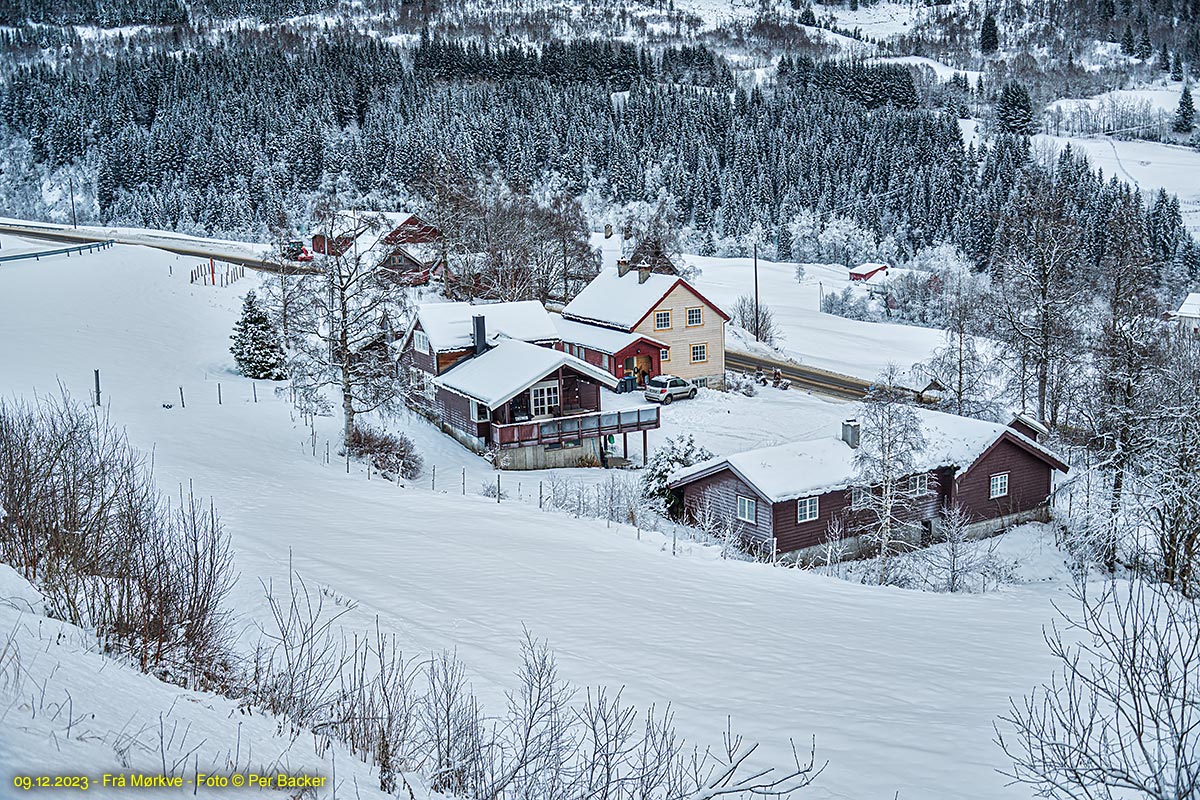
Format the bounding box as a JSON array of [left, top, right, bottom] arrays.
[[655, 310, 672, 330], [910, 474, 930, 495], [413, 329, 429, 354], [851, 487, 871, 510], [694, 377, 709, 388], [989, 472, 1009, 499], [686, 306, 703, 327], [601, 354, 610, 370], [473, 401, 490, 422], [690, 343, 708, 363], [660, 348, 670, 363], [797, 496, 819, 523], [737, 495, 757, 524], [531, 384, 559, 417]]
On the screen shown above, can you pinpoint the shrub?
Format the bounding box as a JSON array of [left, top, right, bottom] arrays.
[[345, 423, 423, 480]]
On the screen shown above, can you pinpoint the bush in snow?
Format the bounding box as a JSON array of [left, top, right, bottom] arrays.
[[640, 434, 714, 518], [230, 290, 286, 380], [725, 370, 759, 397], [345, 423, 423, 480], [821, 286, 876, 321], [0, 391, 236, 689]]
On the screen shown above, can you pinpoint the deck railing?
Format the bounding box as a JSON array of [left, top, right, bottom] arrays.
[[490, 405, 659, 449]]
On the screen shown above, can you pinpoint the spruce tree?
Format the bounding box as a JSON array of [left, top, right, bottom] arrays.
[[230, 290, 287, 380], [1160, 42, 1172, 71], [1136, 27, 1153, 60], [1175, 86, 1196, 132], [1121, 24, 1136, 55], [800, 5, 817, 26], [1099, 0, 1115, 20], [996, 81, 1036, 134], [981, 11, 999, 54], [1173, 53, 1186, 81]]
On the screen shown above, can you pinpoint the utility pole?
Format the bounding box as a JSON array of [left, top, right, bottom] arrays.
[[753, 241, 760, 341], [68, 177, 78, 229]]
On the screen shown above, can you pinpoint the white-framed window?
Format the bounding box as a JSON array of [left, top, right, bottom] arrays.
[[694, 376, 709, 388], [851, 486, 871, 510], [413, 329, 429, 354], [472, 401, 490, 422], [910, 474, 929, 495], [797, 496, 819, 523], [686, 306, 703, 327], [989, 472, 1009, 499], [690, 343, 708, 363], [531, 383, 560, 417], [736, 495, 757, 524], [601, 354, 610, 370], [660, 348, 670, 362], [655, 310, 672, 330]]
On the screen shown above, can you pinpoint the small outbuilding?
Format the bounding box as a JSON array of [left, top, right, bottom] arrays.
[[849, 262, 890, 282]]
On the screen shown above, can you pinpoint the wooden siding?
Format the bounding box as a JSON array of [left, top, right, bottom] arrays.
[[435, 385, 478, 439], [631, 283, 725, 387], [953, 438, 1052, 523], [680, 469, 773, 543], [437, 348, 474, 375], [401, 322, 437, 374]]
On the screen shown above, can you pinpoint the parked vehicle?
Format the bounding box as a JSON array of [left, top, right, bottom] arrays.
[[644, 375, 697, 404]]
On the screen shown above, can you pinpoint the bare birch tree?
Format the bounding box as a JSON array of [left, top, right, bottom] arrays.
[[851, 366, 927, 585]]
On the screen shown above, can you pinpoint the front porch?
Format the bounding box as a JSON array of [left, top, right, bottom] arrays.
[[489, 405, 660, 451]]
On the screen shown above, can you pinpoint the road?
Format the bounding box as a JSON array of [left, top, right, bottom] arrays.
[[0, 220, 317, 275], [725, 348, 873, 401]]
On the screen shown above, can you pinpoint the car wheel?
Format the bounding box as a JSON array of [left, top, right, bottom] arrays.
[[687, 389, 696, 399], [662, 394, 674, 405]]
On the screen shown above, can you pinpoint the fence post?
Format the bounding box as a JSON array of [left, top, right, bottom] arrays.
[[462, 467, 466, 495], [179, 386, 185, 408], [217, 383, 222, 405], [253, 383, 258, 403], [432, 465, 436, 491], [497, 474, 501, 503], [93, 369, 101, 406], [539, 481, 543, 509]]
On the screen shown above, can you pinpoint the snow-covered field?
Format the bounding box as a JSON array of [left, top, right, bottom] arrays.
[[1033, 134, 1200, 234], [687, 254, 948, 382], [0, 240, 1082, 800]]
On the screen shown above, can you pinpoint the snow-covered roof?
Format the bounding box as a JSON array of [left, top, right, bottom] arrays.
[[417, 301, 559, 353], [434, 340, 618, 407], [669, 410, 1066, 504], [550, 313, 666, 355], [849, 262, 890, 276], [563, 268, 727, 331], [1176, 292, 1200, 319]]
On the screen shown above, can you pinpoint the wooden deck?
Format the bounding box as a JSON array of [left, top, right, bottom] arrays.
[[490, 405, 660, 449]]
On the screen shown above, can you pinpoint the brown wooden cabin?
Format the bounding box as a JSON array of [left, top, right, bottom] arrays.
[[668, 414, 1069, 562]]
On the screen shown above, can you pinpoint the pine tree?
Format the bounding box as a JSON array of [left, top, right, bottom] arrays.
[[1173, 52, 1186, 81], [230, 290, 287, 380], [980, 11, 999, 55], [800, 5, 817, 26], [995, 81, 1037, 134], [1136, 27, 1153, 60], [1099, 0, 1115, 20], [1121, 24, 1136, 55], [1160, 42, 1172, 71], [1176, 86, 1196, 132]]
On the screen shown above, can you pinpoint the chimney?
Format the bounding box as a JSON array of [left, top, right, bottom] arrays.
[[472, 315, 487, 356], [841, 419, 861, 449], [638, 267, 651, 284], [617, 258, 632, 277]]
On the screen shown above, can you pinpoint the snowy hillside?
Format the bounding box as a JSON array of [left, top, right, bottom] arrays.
[[0, 238, 1081, 800]]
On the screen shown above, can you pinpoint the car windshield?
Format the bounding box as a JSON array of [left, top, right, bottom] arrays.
[[647, 377, 669, 388]]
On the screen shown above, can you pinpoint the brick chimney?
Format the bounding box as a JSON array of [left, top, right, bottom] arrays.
[[638, 267, 651, 284], [617, 258, 631, 277]]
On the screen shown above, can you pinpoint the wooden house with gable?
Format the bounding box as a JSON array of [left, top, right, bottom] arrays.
[[397, 300, 660, 469], [668, 410, 1068, 561]]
